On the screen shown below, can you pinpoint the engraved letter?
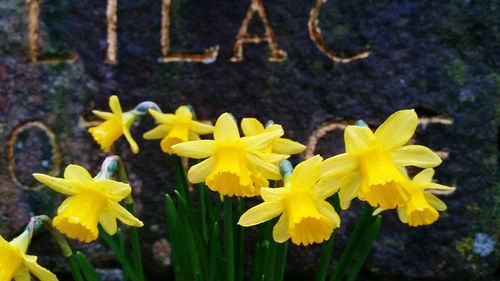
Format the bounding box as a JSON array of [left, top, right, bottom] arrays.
[[159, 0, 219, 63], [308, 0, 370, 63], [230, 0, 286, 62]]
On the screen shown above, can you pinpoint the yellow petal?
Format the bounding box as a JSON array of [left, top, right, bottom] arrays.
[[238, 201, 284, 226], [374, 109, 418, 150], [95, 180, 131, 201], [424, 193, 447, 211], [99, 207, 118, 235], [214, 113, 240, 141], [14, 265, 31, 281], [391, 145, 442, 168], [108, 201, 144, 227], [92, 110, 114, 120], [189, 120, 214, 135], [321, 153, 358, 177], [172, 140, 216, 159], [425, 183, 455, 191], [33, 173, 79, 195], [272, 212, 291, 243], [291, 155, 322, 191], [24, 255, 59, 281], [123, 126, 139, 154], [148, 109, 175, 124], [9, 231, 30, 253], [315, 200, 340, 227], [241, 128, 284, 151], [397, 205, 408, 223], [344, 126, 375, 155], [143, 125, 170, 140], [108, 95, 122, 116], [253, 152, 289, 164], [64, 165, 93, 183], [260, 187, 287, 202], [313, 174, 351, 200], [412, 168, 434, 187], [245, 153, 281, 180], [188, 157, 215, 183], [241, 118, 265, 136], [272, 138, 306, 155], [339, 173, 363, 210]]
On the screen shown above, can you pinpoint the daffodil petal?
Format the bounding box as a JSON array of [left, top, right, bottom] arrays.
[[339, 173, 363, 210], [92, 110, 114, 120], [272, 138, 306, 155], [246, 153, 281, 180], [241, 118, 265, 136], [188, 157, 215, 183], [238, 201, 284, 226], [412, 168, 435, 187], [272, 212, 291, 243], [96, 180, 131, 201], [425, 183, 455, 191], [123, 127, 139, 154], [321, 153, 358, 177], [260, 187, 287, 202], [397, 206, 408, 223], [149, 109, 175, 124], [214, 113, 240, 141], [391, 145, 442, 168], [424, 193, 447, 211], [252, 152, 287, 164], [241, 128, 284, 151], [172, 140, 216, 159], [64, 165, 93, 183], [372, 207, 384, 216], [24, 255, 59, 281], [313, 174, 351, 200], [344, 126, 375, 154], [108, 201, 144, 227], [316, 200, 340, 227], [291, 155, 323, 191], [99, 207, 118, 235], [190, 120, 214, 135], [14, 265, 31, 281], [108, 95, 122, 116], [143, 125, 170, 139], [374, 109, 418, 150], [33, 173, 79, 195]]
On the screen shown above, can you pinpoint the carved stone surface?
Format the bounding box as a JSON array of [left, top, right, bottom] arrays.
[[0, 0, 499, 280]]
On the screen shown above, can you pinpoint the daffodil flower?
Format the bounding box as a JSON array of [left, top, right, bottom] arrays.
[[143, 106, 214, 154], [0, 230, 58, 281], [88, 95, 140, 154], [33, 165, 143, 243], [241, 118, 306, 156], [396, 168, 453, 227], [172, 113, 286, 197], [239, 156, 341, 246], [321, 109, 442, 210]]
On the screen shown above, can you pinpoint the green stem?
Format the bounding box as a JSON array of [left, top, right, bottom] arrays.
[[172, 155, 192, 207], [315, 195, 341, 281], [330, 205, 374, 281], [346, 216, 382, 281], [275, 242, 288, 281], [224, 197, 235, 281], [235, 198, 245, 281]]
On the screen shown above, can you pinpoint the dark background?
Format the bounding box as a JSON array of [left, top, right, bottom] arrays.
[[0, 0, 499, 280]]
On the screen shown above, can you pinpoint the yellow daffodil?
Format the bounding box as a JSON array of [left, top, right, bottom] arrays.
[[88, 95, 140, 154], [0, 230, 58, 281], [239, 156, 340, 246], [241, 118, 306, 156], [172, 113, 286, 197], [321, 109, 442, 210], [143, 106, 214, 154], [396, 168, 453, 227], [33, 165, 143, 243]]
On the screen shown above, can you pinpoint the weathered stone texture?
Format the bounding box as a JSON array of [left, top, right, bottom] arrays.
[[0, 0, 499, 280]]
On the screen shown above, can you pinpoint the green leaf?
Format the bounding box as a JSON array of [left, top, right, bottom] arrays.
[[76, 252, 102, 281]]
